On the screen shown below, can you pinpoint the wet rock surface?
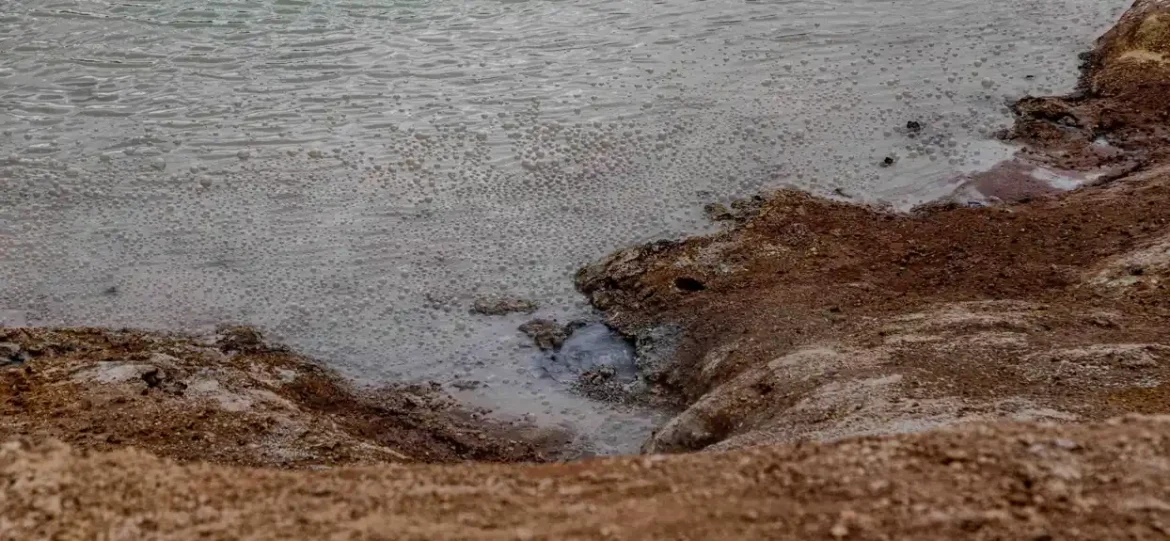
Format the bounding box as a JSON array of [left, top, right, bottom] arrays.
[[518, 318, 584, 352], [540, 324, 637, 383], [703, 196, 766, 224]]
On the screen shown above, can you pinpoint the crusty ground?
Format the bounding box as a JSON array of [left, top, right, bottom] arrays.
[[576, 0, 1170, 453], [0, 326, 557, 468], [5, 2, 1170, 539], [4, 416, 1170, 540], [578, 163, 1170, 451]]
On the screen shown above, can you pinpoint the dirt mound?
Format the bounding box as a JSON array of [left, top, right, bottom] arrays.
[[4, 417, 1170, 540], [576, 0, 1170, 453], [577, 164, 1170, 453], [0, 326, 556, 468]]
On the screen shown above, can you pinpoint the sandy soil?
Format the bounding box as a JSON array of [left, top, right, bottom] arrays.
[[4, 417, 1170, 540], [0, 326, 557, 468], [5, 1, 1170, 539]]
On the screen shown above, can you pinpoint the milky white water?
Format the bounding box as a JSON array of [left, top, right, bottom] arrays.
[[0, 0, 1130, 453]]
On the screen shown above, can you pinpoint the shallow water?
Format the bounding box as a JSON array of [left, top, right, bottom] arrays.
[[0, 0, 1130, 453]]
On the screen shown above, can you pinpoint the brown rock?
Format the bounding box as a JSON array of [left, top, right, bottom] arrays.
[[519, 319, 582, 351]]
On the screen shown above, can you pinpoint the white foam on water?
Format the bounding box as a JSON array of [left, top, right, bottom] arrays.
[[0, 0, 1131, 453]]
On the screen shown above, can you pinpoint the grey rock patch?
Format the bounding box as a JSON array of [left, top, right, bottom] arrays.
[[450, 380, 483, 391], [629, 324, 684, 384], [74, 362, 159, 385], [186, 377, 255, 412], [471, 296, 538, 316]]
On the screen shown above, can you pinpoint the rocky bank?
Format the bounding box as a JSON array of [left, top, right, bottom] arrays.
[[577, 0, 1170, 453], [5, 417, 1170, 540], [5, 1, 1170, 539], [0, 326, 555, 467]]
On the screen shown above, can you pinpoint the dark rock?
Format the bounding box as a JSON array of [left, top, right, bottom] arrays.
[[451, 380, 483, 391], [588, 365, 616, 383], [141, 367, 166, 388], [0, 342, 29, 367], [216, 325, 267, 353], [471, 297, 538, 316], [519, 319, 584, 352], [629, 324, 683, 385], [705, 198, 768, 224], [674, 277, 707, 292], [703, 203, 735, 222], [906, 120, 922, 133], [0, 342, 20, 357], [729, 196, 766, 220]]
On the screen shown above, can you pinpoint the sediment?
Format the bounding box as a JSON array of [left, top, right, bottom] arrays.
[[576, 0, 1170, 454], [0, 326, 554, 468], [5, 417, 1170, 540], [5, 1, 1170, 539]]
